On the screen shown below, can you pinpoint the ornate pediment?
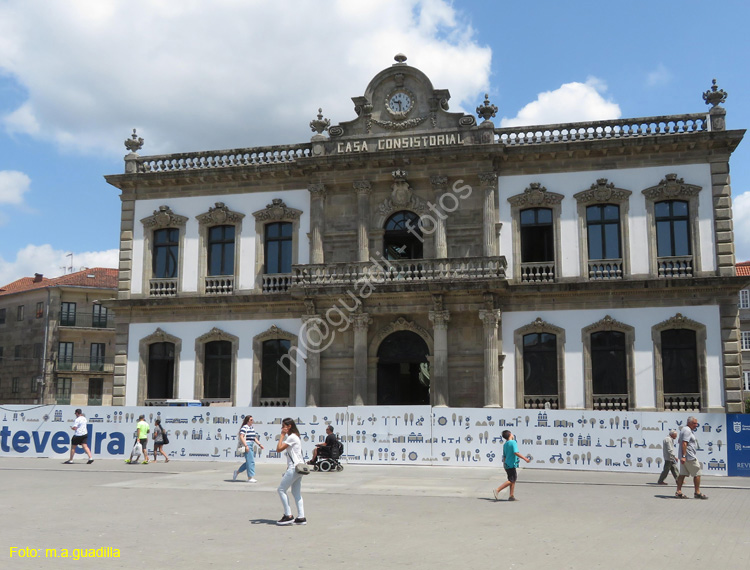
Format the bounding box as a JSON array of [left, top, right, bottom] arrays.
[[516, 317, 564, 336], [653, 313, 703, 333], [141, 327, 181, 345], [141, 205, 188, 229], [196, 202, 245, 226], [196, 327, 238, 344], [574, 179, 632, 204], [373, 316, 432, 348], [583, 315, 633, 334], [375, 170, 429, 218], [252, 199, 302, 222], [508, 183, 564, 207], [642, 174, 702, 200], [255, 325, 296, 342]]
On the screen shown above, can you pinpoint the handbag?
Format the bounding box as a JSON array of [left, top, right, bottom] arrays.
[[295, 463, 310, 475], [161, 428, 169, 445]]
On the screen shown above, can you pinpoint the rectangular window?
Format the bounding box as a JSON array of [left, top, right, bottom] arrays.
[[17, 305, 24, 321], [0, 308, 5, 324], [264, 222, 293, 274], [92, 304, 108, 328], [60, 302, 76, 326], [740, 290, 750, 309], [153, 228, 179, 278], [586, 204, 621, 260], [90, 343, 106, 371], [33, 343, 43, 359], [742, 331, 750, 351], [14, 345, 21, 360], [12, 377, 20, 393], [207, 225, 235, 276], [744, 371, 750, 392], [0, 346, 3, 362], [520, 208, 554, 262], [55, 378, 72, 405], [58, 342, 74, 370], [29, 376, 37, 393], [36, 302, 44, 318], [655, 201, 691, 257], [88, 378, 103, 406]]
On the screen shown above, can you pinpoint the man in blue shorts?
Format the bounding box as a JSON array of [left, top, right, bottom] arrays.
[[493, 430, 530, 502]]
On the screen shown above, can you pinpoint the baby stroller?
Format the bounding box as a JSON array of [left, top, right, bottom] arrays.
[[312, 439, 344, 472]]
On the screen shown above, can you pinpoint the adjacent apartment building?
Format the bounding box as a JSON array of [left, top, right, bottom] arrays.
[[105, 55, 746, 412], [738, 261, 750, 402], [0, 268, 118, 405]]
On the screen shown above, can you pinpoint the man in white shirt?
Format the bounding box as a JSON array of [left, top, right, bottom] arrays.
[[675, 416, 706, 499], [64, 409, 94, 464]]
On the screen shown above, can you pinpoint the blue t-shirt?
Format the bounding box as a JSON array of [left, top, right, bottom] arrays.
[[503, 439, 519, 468]]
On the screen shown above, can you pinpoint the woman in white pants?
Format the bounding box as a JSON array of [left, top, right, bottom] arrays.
[[276, 418, 306, 525]]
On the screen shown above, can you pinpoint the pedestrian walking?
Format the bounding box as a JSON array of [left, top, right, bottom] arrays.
[[493, 430, 530, 502], [276, 418, 306, 525], [152, 419, 169, 463], [233, 415, 263, 482], [675, 416, 708, 499], [64, 409, 94, 464], [657, 429, 678, 485], [136, 414, 150, 464]]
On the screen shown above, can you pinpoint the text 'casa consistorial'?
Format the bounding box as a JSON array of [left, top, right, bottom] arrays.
[[336, 133, 465, 153]]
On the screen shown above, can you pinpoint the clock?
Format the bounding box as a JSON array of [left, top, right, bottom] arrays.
[[385, 89, 415, 118]]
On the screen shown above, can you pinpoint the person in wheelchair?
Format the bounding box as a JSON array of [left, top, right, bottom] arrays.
[[309, 425, 338, 465]]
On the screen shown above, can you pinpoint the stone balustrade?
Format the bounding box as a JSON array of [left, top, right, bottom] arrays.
[[495, 113, 708, 147], [657, 256, 693, 278], [135, 143, 312, 173], [664, 393, 701, 412], [262, 273, 293, 293], [593, 395, 630, 411], [524, 395, 559, 410], [292, 256, 507, 287], [149, 278, 178, 297], [205, 276, 234, 295], [588, 259, 623, 280], [520, 262, 555, 283]]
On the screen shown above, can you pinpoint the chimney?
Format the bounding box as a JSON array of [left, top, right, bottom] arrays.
[[33, 273, 43, 283]]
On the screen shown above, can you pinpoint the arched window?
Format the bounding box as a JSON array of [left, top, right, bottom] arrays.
[[376, 330, 430, 405], [384, 211, 423, 260], [147, 342, 175, 400]]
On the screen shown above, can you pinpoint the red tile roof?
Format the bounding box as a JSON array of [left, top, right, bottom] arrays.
[[0, 268, 118, 296], [737, 262, 750, 277]]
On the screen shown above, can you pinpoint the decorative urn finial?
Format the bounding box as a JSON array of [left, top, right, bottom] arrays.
[[703, 79, 727, 108], [124, 128, 144, 153], [309, 108, 330, 135], [476, 93, 498, 123], [394, 53, 407, 64]]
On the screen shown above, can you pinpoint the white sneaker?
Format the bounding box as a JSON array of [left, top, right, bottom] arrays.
[[248, 478, 258, 483], [232, 469, 238, 481]]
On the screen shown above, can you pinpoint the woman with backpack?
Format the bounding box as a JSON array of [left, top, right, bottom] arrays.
[[152, 419, 169, 463]]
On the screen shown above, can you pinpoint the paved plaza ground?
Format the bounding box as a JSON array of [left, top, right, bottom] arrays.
[[3, 457, 750, 569]]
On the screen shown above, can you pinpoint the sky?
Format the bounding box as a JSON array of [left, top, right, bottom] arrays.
[[0, 0, 749, 286]]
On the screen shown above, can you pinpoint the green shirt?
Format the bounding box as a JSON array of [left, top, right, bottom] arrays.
[[137, 420, 150, 439]]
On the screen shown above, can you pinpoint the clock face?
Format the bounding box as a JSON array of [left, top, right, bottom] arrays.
[[387, 91, 413, 115]]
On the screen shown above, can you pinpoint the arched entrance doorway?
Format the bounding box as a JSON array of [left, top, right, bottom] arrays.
[[377, 331, 430, 405]]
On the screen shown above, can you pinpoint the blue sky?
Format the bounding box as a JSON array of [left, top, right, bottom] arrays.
[[0, 0, 749, 285]]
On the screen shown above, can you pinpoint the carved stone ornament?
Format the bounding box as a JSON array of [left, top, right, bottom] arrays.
[[429, 310, 450, 330], [142, 327, 180, 345], [516, 317, 564, 336], [255, 324, 296, 342], [478, 172, 498, 189], [373, 316, 432, 347], [458, 115, 477, 127], [574, 179, 632, 204], [252, 199, 302, 222], [653, 313, 703, 333], [508, 183, 564, 207], [582, 315, 632, 334], [371, 115, 428, 131], [375, 171, 429, 218], [141, 205, 188, 229], [430, 175, 448, 191], [124, 128, 144, 153], [353, 180, 372, 195], [308, 183, 327, 198], [478, 309, 501, 328], [641, 174, 701, 200], [328, 125, 344, 137], [196, 327, 237, 344], [310, 108, 330, 135], [351, 313, 373, 331], [702, 79, 727, 108], [476, 93, 498, 122], [196, 202, 245, 226]]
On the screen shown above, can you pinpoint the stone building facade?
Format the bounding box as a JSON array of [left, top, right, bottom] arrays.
[[105, 55, 746, 412], [0, 268, 117, 405], [737, 261, 750, 404]]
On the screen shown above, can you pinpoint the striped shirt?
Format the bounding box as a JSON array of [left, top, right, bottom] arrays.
[[240, 425, 257, 449]]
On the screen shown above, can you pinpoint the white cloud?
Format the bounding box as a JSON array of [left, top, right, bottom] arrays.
[[500, 78, 621, 128], [0, 245, 119, 287], [647, 63, 672, 87], [0, 170, 30, 205], [0, 0, 491, 156], [733, 191, 750, 262]]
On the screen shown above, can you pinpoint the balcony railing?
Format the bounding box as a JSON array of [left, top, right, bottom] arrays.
[[262, 273, 293, 293], [58, 311, 115, 329], [205, 276, 234, 295], [520, 262, 555, 283], [495, 113, 708, 147], [593, 394, 630, 411], [293, 256, 506, 287], [588, 259, 623, 280], [149, 278, 178, 297], [56, 357, 114, 373], [259, 397, 289, 407], [657, 256, 693, 278], [664, 393, 701, 412], [524, 395, 559, 410]]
